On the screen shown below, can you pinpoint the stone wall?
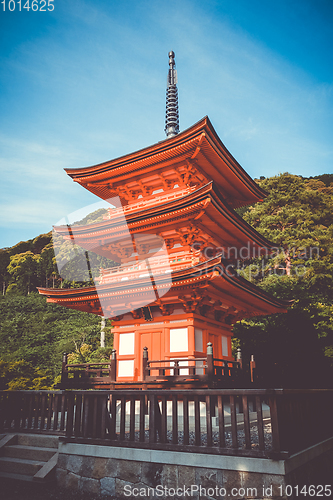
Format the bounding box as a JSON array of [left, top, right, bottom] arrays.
[[56, 439, 333, 499]]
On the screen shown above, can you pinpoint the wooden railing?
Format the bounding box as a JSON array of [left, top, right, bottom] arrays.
[[60, 354, 116, 390], [1, 389, 332, 459], [102, 186, 197, 218], [142, 344, 242, 387], [60, 343, 245, 390]]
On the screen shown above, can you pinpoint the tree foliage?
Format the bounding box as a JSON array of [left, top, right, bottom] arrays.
[[0, 294, 113, 389], [233, 173, 333, 387]]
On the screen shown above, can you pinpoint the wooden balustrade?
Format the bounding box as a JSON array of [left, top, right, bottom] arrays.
[[1, 388, 332, 459], [142, 343, 243, 387], [59, 344, 244, 390], [60, 351, 117, 389]]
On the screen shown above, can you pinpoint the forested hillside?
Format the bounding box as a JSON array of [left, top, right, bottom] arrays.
[[233, 173, 333, 387], [0, 173, 332, 389]]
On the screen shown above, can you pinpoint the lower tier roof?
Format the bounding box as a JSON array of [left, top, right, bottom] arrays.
[[38, 256, 290, 321]]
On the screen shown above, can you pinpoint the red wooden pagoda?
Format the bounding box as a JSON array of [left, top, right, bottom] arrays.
[[38, 53, 289, 383]]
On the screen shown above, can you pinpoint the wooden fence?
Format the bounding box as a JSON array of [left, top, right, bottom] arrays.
[[1, 388, 332, 459]]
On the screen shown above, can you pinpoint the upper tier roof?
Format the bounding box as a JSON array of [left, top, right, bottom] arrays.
[[65, 117, 266, 208]]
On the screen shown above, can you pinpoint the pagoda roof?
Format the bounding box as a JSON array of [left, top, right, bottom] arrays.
[[65, 117, 266, 208], [38, 256, 290, 319], [53, 182, 274, 261]]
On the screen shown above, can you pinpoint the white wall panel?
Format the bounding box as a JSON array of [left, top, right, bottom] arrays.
[[119, 332, 135, 355], [170, 328, 188, 352], [118, 360, 134, 377]]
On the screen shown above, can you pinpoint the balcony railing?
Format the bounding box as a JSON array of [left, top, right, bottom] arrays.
[[58, 343, 245, 390], [102, 186, 197, 219]]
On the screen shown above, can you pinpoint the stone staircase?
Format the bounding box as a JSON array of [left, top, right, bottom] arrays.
[[0, 434, 59, 483]]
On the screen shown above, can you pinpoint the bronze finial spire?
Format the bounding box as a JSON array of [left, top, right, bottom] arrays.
[[165, 51, 179, 138]]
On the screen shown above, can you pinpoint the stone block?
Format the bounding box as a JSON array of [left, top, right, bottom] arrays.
[[65, 472, 80, 491], [222, 468, 242, 493], [240, 470, 266, 495], [67, 454, 83, 474], [117, 480, 155, 499], [178, 465, 195, 487], [92, 457, 110, 480], [80, 456, 109, 479], [117, 459, 141, 483], [263, 474, 285, 499], [80, 455, 95, 478], [162, 464, 178, 489], [195, 468, 217, 491], [79, 476, 100, 496], [100, 476, 116, 497], [57, 453, 68, 469], [56, 468, 67, 486], [141, 462, 163, 487], [116, 478, 134, 498], [105, 458, 118, 478]]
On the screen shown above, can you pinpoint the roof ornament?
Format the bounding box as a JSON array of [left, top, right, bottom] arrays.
[[165, 51, 179, 138]]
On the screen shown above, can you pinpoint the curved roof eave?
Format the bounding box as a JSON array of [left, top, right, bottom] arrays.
[[65, 117, 267, 203]]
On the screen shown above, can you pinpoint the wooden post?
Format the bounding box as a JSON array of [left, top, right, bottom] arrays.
[[207, 342, 214, 380], [110, 349, 117, 382], [142, 346, 148, 381], [250, 354, 256, 383], [236, 347, 242, 369], [61, 353, 68, 387]]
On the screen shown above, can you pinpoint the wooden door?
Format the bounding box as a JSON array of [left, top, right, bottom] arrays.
[[139, 331, 162, 380]]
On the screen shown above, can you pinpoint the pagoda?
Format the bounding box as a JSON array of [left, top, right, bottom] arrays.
[[39, 52, 289, 382]]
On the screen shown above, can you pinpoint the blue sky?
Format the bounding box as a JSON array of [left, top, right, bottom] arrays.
[[1, 0, 332, 249]]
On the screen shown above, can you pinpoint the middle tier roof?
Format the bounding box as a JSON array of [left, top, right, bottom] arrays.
[[53, 181, 273, 262]]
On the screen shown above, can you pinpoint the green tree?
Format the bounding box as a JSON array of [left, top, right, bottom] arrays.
[[7, 251, 39, 294], [0, 249, 10, 295], [0, 294, 113, 387], [242, 174, 333, 276], [233, 173, 333, 386]]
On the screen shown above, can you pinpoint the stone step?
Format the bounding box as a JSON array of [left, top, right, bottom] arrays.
[[16, 434, 59, 449], [3, 444, 57, 461], [0, 471, 34, 482], [0, 456, 45, 476]]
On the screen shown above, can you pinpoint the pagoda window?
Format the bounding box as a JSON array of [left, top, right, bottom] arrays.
[[119, 332, 135, 355], [153, 188, 164, 194], [118, 360, 134, 377], [195, 328, 203, 352], [170, 327, 188, 352], [221, 335, 229, 357]]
